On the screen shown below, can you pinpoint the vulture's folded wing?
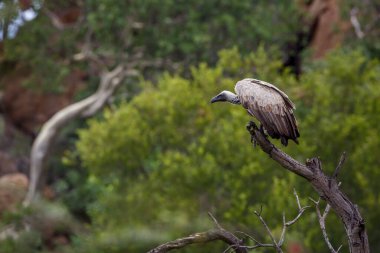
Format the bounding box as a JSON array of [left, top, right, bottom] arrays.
[[235, 79, 299, 142]]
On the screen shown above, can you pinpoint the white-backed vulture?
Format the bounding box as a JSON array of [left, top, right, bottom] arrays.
[[210, 78, 300, 146]]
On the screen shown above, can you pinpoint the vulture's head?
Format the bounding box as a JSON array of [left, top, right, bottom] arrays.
[[210, 90, 240, 104]]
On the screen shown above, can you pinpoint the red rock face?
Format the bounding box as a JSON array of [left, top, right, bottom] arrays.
[[0, 65, 87, 140]]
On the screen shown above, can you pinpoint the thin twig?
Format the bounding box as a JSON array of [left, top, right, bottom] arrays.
[[208, 212, 222, 230], [253, 210, 282, 253], [235, 231, 261, 245], [278, 189, 309, 246], [314, 200, 342, 253], [233, 231, 275, 251], [294, 188, 302, 210], [332, 152, 346, 180]]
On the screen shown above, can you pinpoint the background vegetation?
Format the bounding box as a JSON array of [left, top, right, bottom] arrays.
[[0, 0, 379, 252]]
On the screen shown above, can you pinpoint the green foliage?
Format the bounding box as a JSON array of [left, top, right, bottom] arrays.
[[300, 50, 380, 250], [2, 13, 82, 93], [2, 0, 303, 94], [0, 201, 78, 253], [86, 0, 301, 63]]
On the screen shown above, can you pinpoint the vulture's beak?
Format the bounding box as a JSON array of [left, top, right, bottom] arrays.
[[210, 94, 223, 103]]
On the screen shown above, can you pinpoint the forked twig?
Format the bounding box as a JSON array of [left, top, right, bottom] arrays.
[[310, 198, 342, 253]]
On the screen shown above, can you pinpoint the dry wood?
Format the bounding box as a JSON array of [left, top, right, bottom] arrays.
[[310, 198, 342, 253], [246, 121, 369, 253], [23, 65, 126, 206], [148, 213, 248, 253]]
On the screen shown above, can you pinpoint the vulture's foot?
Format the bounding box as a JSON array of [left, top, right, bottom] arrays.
[[246, 121, 257, 148], [252, 136, 257, 148], [259, 124, 268, 138], [246, 121, 257, 131]]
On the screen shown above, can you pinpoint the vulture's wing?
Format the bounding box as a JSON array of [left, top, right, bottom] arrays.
[[247, 78, 296, 109], [235, 79, 299, 144]]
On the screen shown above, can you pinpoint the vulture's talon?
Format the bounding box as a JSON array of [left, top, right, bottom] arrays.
[[246, 121, 255, 132], [259, 124, 264, 133], [259, 124, 268, 138], [250, 134, 257, 148], [246, 123, 251, 132]]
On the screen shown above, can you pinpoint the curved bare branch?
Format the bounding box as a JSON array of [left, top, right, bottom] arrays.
[[23, 65, 126, 206], [148, 214, 248, 253]]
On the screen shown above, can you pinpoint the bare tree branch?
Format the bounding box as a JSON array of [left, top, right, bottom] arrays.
[[246, 121, 369, 253], [253, 210, 282, 253], [332, 152, 346, 180], [23, 65, 126, 206], [148, 214, 248, 253], [234, 231, 274, 250], [240, 191, 308, 253], [350, 8, 365, 39], [310, 198, 342, 253], [279, 189, 310, 246], [208, 212, 223, 230], [147, 230, 247, 253]]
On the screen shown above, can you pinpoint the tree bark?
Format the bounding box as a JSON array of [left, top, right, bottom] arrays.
[[247, 121, 369, 253]]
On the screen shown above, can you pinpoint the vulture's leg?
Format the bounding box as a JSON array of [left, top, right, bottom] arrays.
[[259, 124, 265, 135], [259, 123, 269, 138], [281, 137, 288, 146], [246, 121, 257, 148]]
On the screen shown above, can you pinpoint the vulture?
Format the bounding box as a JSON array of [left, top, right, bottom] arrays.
[[210, 78, 300, 146]]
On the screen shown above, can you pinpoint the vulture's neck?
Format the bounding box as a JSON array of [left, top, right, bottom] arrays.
[[225, 91, 240, 104]]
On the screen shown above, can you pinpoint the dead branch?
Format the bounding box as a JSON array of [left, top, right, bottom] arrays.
[[310, 198, 342, 253], [278, 189, 310, 246], [332, 152, 346, 180], [350, 8, 365, 39], [253, 209, 281, 252], [23, 65, 126, 206], [249, 190, 309, 253], [148, 214, 248, 253], [233, 231, 274, 251], [246, 121, 369, 253]]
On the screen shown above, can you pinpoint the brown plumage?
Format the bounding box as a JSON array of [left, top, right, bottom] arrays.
[[211, 78, 300, 146], [235, 78, 299, 146]]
